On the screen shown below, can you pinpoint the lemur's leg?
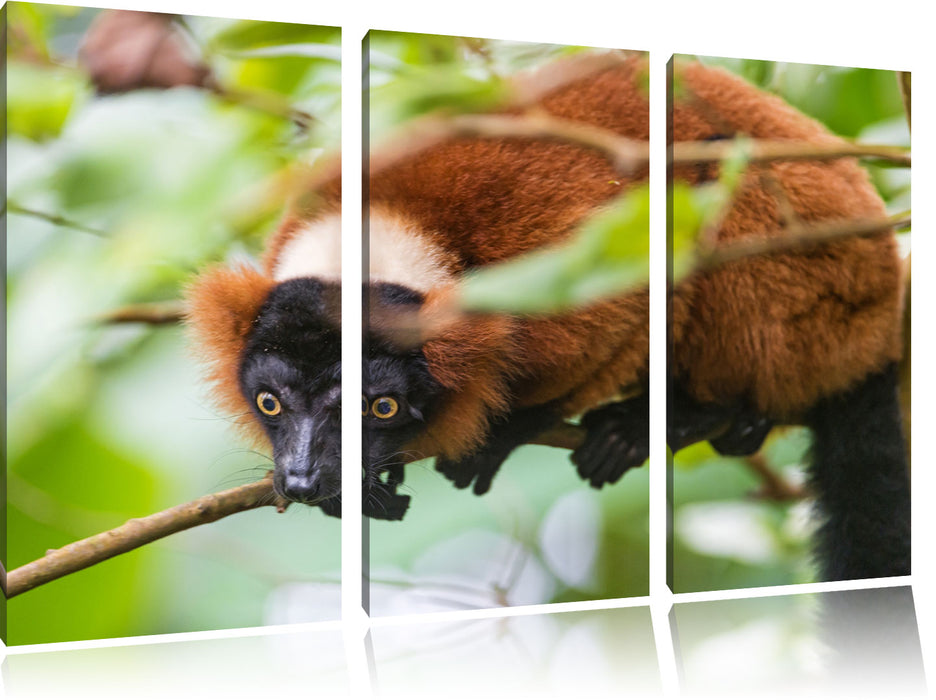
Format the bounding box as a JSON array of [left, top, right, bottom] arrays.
[[436, 405, 560, 495]]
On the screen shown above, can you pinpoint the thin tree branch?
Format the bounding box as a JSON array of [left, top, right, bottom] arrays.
[[448, 112, 650, 174], [368, 112, 649, 178], [696, 213, 910, 271], [4, 477, 286, 599], [205, 80, 318, 132], [744, 453, 807, 502], [6, 203, 109, 237], [371, 114, 909, 185], [96, 301, 185, 325], [528, 422, 586, 450], [671, 138, 910, 167]]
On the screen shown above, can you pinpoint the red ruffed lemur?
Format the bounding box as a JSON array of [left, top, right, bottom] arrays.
[[186, 53, 909, 582]]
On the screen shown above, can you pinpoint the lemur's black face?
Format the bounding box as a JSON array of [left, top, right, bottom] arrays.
[[239, 278, 342, 513], [363, 283, 444, 520]]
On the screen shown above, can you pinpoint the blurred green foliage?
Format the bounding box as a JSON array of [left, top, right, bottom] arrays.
[[5, 4, 341, 645]]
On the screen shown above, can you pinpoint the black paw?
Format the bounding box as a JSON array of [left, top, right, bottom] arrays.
[[363, 463, 411, 520], [436, 449, 509, 496], [668, 383, 773, 456], [319, 495, 342, 518], [364, 492, 411, 520], [571, 397, 649, 488], [709, 412, 774, 456], [668, 389, 734, 452], [436, 405, 559, 496]]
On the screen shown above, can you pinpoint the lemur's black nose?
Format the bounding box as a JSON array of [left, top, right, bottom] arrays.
[[280, 463, 340, 504]]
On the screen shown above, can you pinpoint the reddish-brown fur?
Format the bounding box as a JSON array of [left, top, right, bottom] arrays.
[[186, 54, 904, 462], [185, 264, 275, 446], [669, 60, 903, 420]]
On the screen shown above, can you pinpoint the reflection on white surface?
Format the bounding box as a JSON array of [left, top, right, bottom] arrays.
[[2, 627, 349, 700], [367, 529, 560, 616], [673, 586, 926, 697], [369, 606, 660, 699], [2, 585, 924, 698]]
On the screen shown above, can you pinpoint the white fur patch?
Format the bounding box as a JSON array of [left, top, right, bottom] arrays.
[[273, 215, 342, 283], [273, 210, 455, 292], [367, 210, 455, 292]]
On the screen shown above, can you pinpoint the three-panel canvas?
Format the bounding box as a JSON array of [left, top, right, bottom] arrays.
[[1, 3, 919, 693]]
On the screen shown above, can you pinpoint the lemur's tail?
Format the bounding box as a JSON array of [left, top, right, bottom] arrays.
[[806, 363, 911, 581]]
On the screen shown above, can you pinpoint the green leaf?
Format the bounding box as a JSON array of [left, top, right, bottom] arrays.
[[369, 31, 466, 67], [6, 61, 90, 141], [669, 183, 701, 282], [208, 20, 339, 53], [370, 67, 508, 136], [459, 186, 650, 314]]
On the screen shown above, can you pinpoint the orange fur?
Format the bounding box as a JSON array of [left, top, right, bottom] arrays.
[[410, 288, 519, 458], [184, 264, 275, 447]]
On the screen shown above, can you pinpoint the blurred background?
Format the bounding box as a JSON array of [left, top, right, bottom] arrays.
[[670, 56, 911, 592], [4, 3, 341, 645]]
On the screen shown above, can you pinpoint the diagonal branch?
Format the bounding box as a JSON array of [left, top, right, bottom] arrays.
[[3, 425, 590, 598], [96, 301, 185, 325], [4, 477, 286, 599], [696, 212, 910, 271], [6, 203, 109, 237]]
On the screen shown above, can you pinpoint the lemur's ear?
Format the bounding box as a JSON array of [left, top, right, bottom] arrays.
[[184, 264, 275, 442]]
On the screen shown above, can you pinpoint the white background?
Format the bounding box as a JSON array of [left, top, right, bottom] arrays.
[[3, 0, 933, 697]]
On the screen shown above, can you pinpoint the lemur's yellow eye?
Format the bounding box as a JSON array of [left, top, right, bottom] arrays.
[[362, 395, 369, 416], [257, 392, 282, 416], [372, 397, 399, 419]]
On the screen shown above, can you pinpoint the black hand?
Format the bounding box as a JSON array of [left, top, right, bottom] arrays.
[[435, 405, 558, 495], [571, 395, 649, 488]]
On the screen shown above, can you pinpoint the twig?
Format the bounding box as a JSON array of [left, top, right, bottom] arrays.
[[744, 453, 807, 502], [6, 203, 109, 237], [4, 477, 285, 598], [451, 112, 649, 173], [206, 81, 318, 132], [671, 139, 910, 167], [697, 213, 910, 271], [528, 422, 586, 450], [371, 116, 908, 199], [369, 111, 649, 178], [96, 301, 185, 325]]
